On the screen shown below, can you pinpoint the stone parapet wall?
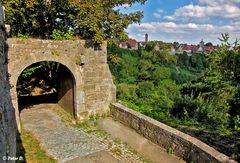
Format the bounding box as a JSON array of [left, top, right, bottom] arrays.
[[110, 103, 236, 163], [0, 1, 17, 161]]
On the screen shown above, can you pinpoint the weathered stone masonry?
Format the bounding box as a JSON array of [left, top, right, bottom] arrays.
[[0, 1, 17, 161], [7, 38, 116, 131], [110, 103, 236, 163]]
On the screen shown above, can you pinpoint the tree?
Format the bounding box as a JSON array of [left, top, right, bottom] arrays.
[[177, 51, 189, 67], [173, 42, 180, 49], [173, 36, 240, 130], [3, 0, 75, 38], [3, 0, 146, 43], [145, 41, 157, 51], [158, 41, 171, 50], [205, 42, 213, 46]]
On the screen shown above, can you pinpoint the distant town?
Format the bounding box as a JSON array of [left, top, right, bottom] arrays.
[[119, 34, 220, 55]]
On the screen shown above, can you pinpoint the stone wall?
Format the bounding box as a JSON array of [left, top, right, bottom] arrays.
[[7, 38, 116, 130], [0, 1, 17, 162], [110, 103, 236, 163]]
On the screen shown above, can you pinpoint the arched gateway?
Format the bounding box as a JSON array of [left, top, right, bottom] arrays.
[[7, 38, 116, 131]]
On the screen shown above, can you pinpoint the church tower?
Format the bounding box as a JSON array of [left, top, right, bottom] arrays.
[[145, 33, 148, 43], [200, 39, 204, 48]]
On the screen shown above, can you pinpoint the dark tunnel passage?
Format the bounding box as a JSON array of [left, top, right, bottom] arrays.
[[17, 61, 76, 117]]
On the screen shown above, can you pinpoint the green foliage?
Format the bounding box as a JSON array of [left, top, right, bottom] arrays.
[[171, 68, 197, 84], [118, 54, 139, 83], [108, 44, 199, 124], [172, 36, 240, 133], [4, 0, 146, 43], [155, 50, 177, 64], [205, 42, 213, 46], [167, 146, 175, 155], [64, 31, 75, 40], [108, 36, 240, 140], [117, 83, 138, 102], [145, 41, 171, 52], [175, 52, 207, 73], [145, 41, 157, 51], [157, 41, 172, 50], [17, 61, 61, 96], [233, 116, 240, 131], [152, 66, 171, 84], [74, 56, 81, 65], [50, 30, 63, 40], [50, 30, 74, 40], [138, 60, 155, 80], [171, 96, 201, 120], [21, 65, 43, 78], [17, 33, 30, 39], [177, 52, 189, 67]]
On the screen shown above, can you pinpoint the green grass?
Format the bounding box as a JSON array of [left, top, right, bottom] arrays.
[[17, 128, 56, 163]]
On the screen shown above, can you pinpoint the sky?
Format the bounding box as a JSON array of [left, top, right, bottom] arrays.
[[117, 0, 240, 45]]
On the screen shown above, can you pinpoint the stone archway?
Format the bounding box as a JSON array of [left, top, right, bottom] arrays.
[[17, 61, 77, 117], [10, 55, 83, 131], [7, 38, 116, 131]]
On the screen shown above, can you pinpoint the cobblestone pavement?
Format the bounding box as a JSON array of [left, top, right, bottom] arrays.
[[20, 104, 146, 163], [20, 105, 108, 163]]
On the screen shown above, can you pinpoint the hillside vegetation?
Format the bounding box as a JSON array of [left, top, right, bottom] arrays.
[[108, 44, 206, 125], [108, 40, 240, 161]]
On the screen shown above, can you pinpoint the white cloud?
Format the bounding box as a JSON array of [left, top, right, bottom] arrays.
[[157, 9, 164, 13], [127, 21, 240, 44], [153, 12, 161, 18], [130, 22, 217, 33], [164, 16, 175, 20], [122, 4, 130, 8], [153, 9, 164, 18], [164, 0, 240, 20]]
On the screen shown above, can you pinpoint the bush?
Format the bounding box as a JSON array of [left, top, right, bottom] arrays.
[[17, 33, 30, 39], [117, 83, 138, 102], [50, 29, 74, 40], [171, 96, 201, 120]]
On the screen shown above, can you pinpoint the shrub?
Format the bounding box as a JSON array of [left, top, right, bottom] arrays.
[[171, 96, 201, 120], [17, 33, 30, 39], [50, 30, 74, 40], [117, 83, 138, 102]]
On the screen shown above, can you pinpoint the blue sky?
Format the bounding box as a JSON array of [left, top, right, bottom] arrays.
[[118, 0, 240, 45]]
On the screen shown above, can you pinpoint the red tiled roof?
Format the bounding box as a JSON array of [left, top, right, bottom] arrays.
[[175, 43, 220, 54], [120, 39, 137, 48]]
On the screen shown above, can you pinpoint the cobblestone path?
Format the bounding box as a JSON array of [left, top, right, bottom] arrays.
[[20, 105, 112, 163], [20, 104, 148, 163]]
